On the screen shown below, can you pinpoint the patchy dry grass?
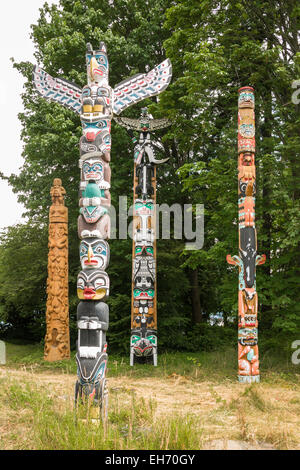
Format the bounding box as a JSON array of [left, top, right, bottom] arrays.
[[0, 366, 299, 450], [4, 342, 300, 385], [0, 343, 299, 450], [0, 369, 204, 450]]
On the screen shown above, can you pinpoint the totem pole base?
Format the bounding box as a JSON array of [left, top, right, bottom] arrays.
[[44, 345, 70, 362], [130, 353, 157, 366], [130, 351, 134, 367], [238, 375, 260, 384], [75, 378, 108, 423], [153, 350, 157, 367]]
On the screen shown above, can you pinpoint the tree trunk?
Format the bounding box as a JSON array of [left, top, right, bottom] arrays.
[[189, 268, 203, 323]]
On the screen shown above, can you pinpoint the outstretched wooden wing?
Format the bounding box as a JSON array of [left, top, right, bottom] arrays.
[[33, 66, 82, 114], [113, 59, 172, 115], [114, 116, 170, 131]]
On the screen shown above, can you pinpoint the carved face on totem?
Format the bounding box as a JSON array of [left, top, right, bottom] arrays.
[[82, 43, 112, 128], [138, 108, 151, 131], [133, 257, 155, 291], [79, 181, 108, 223], [238, 88, 255, 153], [134, 275, 154, 290], [131, 331, 157, 356], [86, 42, 109, 85], [49, 223, 68, 249], [238, 153, 256, 197], [50, 178, 65, 205], [80, 117, 111, 156], [78, 213, 110, 240], [79, 155, 110, 193], [134, 240, 154, 257], [238, 88, 255, 108], [134, 217, 154, 252], [80, 204, 107, 224], [133, 286, 155, 301], [238, 111, 255, 139], [238, 328, 258, 346], [81, 157, 105, 182], [79, 238, 110, 270], [241, 153, 254, 166], [81, 157, 105, 186], [135, 199, 154, 216], [77, 269, 109, 300]]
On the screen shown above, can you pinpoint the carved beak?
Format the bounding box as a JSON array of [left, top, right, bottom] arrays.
[[150, 156, 170, 165], [90, 57, 101, 80], [84, 246, 97, 266], [87, 246, 92, 263]]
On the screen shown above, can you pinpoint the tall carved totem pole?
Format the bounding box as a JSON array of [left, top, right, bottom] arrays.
[[45, 178, 70, 362], [115, 109, 170, 366], [33, 42, 171, 412], [227, 87, 266, 383]]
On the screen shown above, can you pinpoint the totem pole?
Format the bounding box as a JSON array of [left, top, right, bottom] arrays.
[[227, 87, 266, 383], [33, 42, 171, 412], [115, 109, 170, 366], [44, 178, 70, 362]]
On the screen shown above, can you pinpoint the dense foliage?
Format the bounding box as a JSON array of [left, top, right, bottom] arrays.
[[0, 0, 299, 351]]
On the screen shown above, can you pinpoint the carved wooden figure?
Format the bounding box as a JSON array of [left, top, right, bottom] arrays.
[[115, 109, 170, 366], [44, 178, 70, 362], [227, 87, 266, 383]]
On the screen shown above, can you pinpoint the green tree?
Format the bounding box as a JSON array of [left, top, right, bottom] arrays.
[[2, 0, 298, 351], [161, 0, 300, 334], [1, 0, 191, 350], [0, 223, 48, 340]]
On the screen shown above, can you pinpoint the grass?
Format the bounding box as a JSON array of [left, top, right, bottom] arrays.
[[0, 342, 300, 450], [0, 375, 204, 450], [4, 341, 300, 384]]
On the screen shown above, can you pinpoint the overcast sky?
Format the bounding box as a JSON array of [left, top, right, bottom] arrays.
[[0, 0, 59, 230]]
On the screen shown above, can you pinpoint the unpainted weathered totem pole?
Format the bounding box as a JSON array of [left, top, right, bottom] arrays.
[[115, 109, 170, 366], [44, 178, 70, 362], [33, 42, 171, 414], [227, 87, 266, 383]]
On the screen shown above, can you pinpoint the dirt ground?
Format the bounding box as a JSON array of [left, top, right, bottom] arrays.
[[1, 367, 300, 450]]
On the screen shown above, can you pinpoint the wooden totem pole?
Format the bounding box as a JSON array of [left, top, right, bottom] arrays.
[[227, 87, 266, 383], [33, 42, 171, 413], [44, 178, 70, 361], [115, 109, 170, 366]]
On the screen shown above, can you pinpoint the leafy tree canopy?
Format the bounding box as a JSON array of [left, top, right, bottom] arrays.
[[0, 0, 299, 349]]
